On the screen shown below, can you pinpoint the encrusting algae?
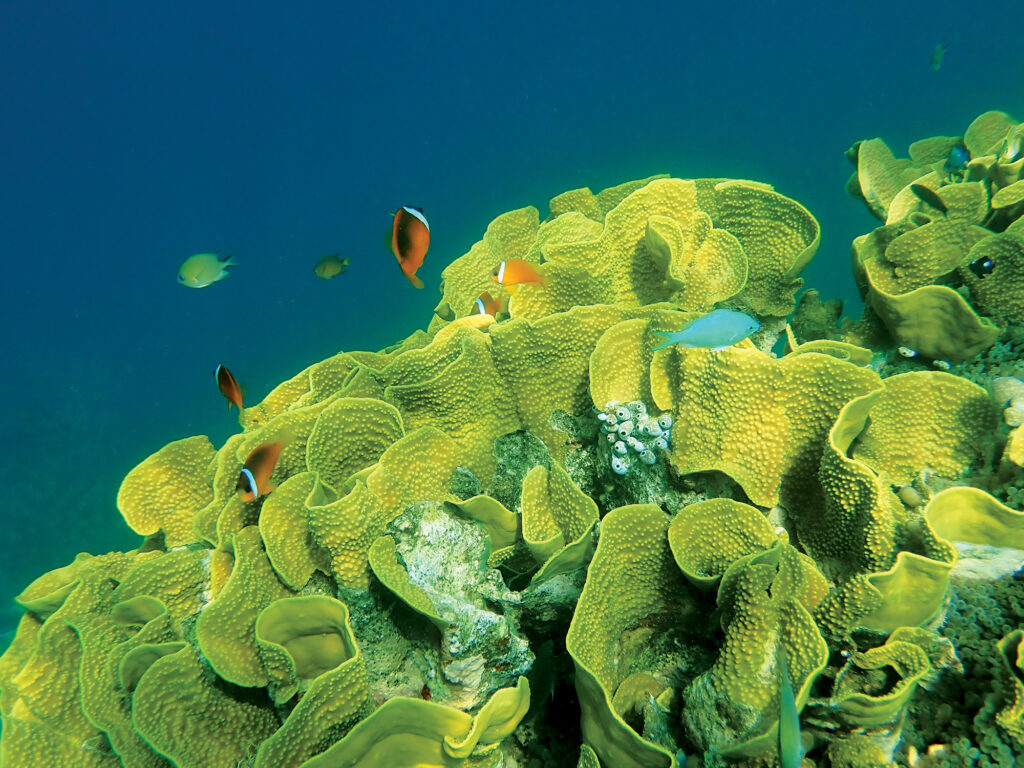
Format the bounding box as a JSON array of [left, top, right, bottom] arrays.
[[3, 115, 1024, 767]]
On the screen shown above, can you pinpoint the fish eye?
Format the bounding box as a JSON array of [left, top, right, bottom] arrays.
[[177, 274, 185, 282]]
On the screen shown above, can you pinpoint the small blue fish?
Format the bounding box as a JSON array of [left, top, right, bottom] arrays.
[[651, 309, 759, 352], [778, 648, 802, 768], [945, 145, 970, 177]]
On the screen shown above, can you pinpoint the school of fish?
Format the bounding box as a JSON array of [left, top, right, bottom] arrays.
[[189, 203, 766, 502]]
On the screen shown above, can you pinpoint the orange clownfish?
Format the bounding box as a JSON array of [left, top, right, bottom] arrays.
[[472, 291, 508, 316], [236, 440, 285, 501], [490, 258, 546, 295], [389, 206, 429, 289], [215, 365, 243, 411]]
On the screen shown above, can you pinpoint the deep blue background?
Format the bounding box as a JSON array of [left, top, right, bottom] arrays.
[[1, 0, 1021, 624]]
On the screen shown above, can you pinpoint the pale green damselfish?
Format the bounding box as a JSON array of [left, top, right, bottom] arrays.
[[651, 308, 759, 352], [178, 252, 237, 288], [778, 648, 802, 768]]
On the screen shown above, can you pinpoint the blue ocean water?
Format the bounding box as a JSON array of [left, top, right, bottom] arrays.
[[0, 0, 1020, 628]]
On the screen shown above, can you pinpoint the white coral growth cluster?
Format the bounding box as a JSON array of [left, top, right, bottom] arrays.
[[596, 400, 672, 475]]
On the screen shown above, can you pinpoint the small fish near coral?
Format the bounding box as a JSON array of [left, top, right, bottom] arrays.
[[472, 291, 508, 317], [945, 144, 970, 179], [313, 253, 349, 279], [1001, 133, 1023, 163], [214, 364, 243, 411], [777, 648, 803, 768], [177, 252, 236, 288], [650, 308, 759, 352], [909, 183, 948, 213], [388, 206, 430, 288], [236, 440, 286, 501], [968, 255, 996, 278], [490, 258, 547, 295]]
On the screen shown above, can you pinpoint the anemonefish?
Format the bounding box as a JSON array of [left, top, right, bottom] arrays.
[[215, 364, 243, 411], [236, 440, 285, 501], [472, 291, 508, 316], [389, 206, 429, 289], [178, 253, 236, 288], [314, 253, 349, 279], [490, 258, 547, 295]]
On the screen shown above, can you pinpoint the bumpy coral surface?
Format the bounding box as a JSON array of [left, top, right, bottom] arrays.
[[2, 167, 1023, 768]]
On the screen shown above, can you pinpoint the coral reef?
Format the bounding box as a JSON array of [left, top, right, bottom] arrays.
[[841, 110, 1024, 362], [2, 157, 1024, 768]]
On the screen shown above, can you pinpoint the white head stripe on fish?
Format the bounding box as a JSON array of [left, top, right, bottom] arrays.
[[475, 298, 485, 314], [240, 468, 258, 498], [497, 261, 506, 283], [402, 206, 429, 230]]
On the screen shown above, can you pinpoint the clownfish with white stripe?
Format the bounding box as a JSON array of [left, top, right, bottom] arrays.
[[388, 206, 430, 289], [215, 364, 243, 412], [236, 440, 285, 501], [490, 258, 546, 295], [472, 291, 508, 317]]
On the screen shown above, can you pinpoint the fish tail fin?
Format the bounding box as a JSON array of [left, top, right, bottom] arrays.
[[409, 274, 425, 289], [341, 256, 350, 266], [650, 330, 674, 352], [220, 253, 237, 267]]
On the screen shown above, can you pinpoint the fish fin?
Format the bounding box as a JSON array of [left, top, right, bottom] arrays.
[[650, 331, 675, 352], [340, 256, 350, 266], [777, 648, 803, 768], [408, 274, 425, 289], [219, 253, 237, 267], [263, 481, 277, 496], [710, 345, 730, 352], [383, 231, 395, 253], [506, 283, 520, 296]]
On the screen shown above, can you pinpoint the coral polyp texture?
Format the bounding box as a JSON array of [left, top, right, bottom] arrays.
[[2, 161, 1024, 768]]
